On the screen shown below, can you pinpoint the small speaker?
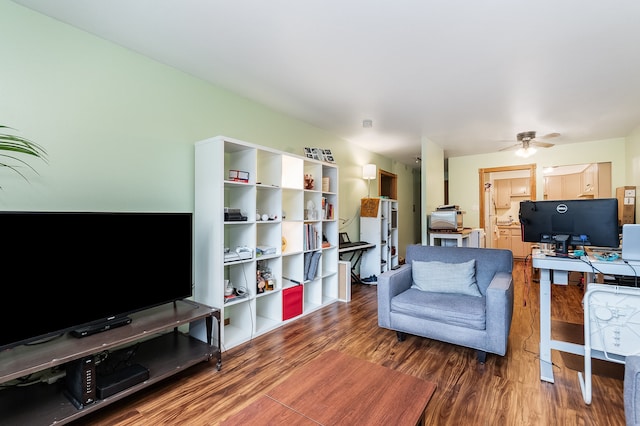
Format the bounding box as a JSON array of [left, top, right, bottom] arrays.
[[97, 363, 149, 399], [65, 356, 96, 408]]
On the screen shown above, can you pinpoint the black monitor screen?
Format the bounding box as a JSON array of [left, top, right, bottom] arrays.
[[519, 198, 619, 253]]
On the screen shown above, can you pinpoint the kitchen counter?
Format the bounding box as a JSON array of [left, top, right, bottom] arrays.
[[496, 223, 521, 229], [495, 224, 531, 258]]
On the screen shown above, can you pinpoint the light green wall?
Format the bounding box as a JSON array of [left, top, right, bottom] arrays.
[[420, 137, 445, 244], [626, 125, 640, 218], [1, 2, 420, 254], [627, 126, 640, 186], [448, 138, 629, 229], [389, 160, 420, 259]]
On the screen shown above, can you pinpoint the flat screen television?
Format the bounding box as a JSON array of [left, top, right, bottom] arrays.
[[0, 211, 193, 352], [519, 198, 620, 256]]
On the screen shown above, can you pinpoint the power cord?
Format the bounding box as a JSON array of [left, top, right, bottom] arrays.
[[220, 258, 256, 352], [580, 255, 639, 287], [96, 343, 140, 376], [339, 205, 361, 230], [522, 253, 532, 307], [623, 259, 639, 287]]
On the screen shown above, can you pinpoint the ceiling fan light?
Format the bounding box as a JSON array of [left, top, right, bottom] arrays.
[[515, 146, 536, 158]]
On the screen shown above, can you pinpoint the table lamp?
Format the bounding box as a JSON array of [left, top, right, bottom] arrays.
[[363, 163, 376, 198]]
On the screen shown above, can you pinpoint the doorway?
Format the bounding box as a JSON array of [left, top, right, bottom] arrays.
[[478, 164, 536, 248], [379, 169, 397, 199]]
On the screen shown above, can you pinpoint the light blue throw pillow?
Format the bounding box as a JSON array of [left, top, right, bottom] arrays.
[[411, 259, 481, 297]]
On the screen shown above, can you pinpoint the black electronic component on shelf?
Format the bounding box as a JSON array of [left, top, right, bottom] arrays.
[[224, 208, 247, 221], [65, 356, 96, 409], [96, 363, 149, 399]]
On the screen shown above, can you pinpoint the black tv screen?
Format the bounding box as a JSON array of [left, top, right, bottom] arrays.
[[519, 198, 619, 253], [0, 211, 193, 352]]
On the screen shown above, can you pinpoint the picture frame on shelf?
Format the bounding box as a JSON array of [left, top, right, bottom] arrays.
[[312, 148, 322, 160], [303, 147, 336, 163], [304, 147, 314, 159], [323, 149, 335, 163]]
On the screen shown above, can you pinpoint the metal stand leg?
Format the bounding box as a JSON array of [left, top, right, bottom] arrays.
[[539, 268, 554, 383], [208, 310, 222, 371]]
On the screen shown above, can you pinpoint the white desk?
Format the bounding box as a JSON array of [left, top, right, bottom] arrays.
[[429, 229, 471, 247], [532, 252, 640, 383]]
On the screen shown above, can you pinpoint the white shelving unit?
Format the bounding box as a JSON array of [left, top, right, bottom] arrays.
[[194, 136, 339, 351], [359, 198, 399, 283]]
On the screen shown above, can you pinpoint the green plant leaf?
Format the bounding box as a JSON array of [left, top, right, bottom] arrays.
[[0, 125, 48, 187]]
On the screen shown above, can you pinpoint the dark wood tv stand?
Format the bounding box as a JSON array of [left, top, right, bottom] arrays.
[[0, 299, 221, 425]]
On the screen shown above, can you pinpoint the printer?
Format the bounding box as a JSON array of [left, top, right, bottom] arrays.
[[430, 205, 464, 231]]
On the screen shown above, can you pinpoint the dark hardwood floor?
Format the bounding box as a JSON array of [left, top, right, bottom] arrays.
[[75, 260, 625, 425]]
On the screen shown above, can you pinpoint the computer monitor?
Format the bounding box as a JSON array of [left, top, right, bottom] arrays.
[[519, 198, 620, 256]]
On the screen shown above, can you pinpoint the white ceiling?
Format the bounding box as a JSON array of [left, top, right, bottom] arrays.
[[13, 0, 640, 167]]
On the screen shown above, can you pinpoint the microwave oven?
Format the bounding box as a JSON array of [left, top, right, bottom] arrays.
[[430, 210, 464, 231]]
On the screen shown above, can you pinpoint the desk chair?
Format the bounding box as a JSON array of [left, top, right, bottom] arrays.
[[579, 283, 640, 404]]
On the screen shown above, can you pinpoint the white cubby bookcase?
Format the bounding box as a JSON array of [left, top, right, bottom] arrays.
[[360, 198, 399, 283], [193, 136, 340, 351]]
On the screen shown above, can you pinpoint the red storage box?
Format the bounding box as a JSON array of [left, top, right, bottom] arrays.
[[282, 285, 303, 320]]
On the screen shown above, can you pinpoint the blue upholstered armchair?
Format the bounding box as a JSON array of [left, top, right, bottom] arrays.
[[377, 244, 514, 362]]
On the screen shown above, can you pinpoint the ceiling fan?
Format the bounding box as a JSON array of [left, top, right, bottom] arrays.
[[499, 131, 560, 157]]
